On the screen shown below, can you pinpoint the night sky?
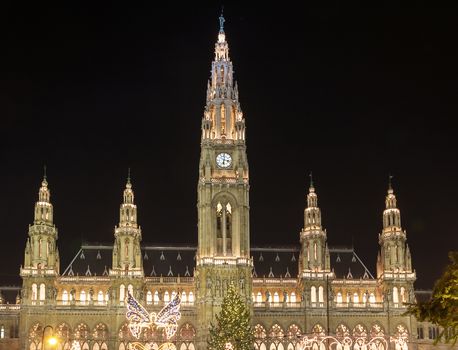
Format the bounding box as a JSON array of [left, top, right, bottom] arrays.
[[1, 3, 457, 290]]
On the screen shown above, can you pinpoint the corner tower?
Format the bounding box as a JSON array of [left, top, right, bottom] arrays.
[[111, 171, 143, 278], [21, 170, 59, 305], [377, 178, 415, 306], [196, 14, 252, 348]]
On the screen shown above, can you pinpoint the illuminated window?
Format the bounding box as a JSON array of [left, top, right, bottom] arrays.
[[273, 292, 279, 303], [311, 286, 317, 303], [0, 325, 4, 339], [353, 293, 359, 304], [318, 286, 324, 303], [369, 293, 376, 304], [39, 284, 45, 301], [400, 287, 406, 303], [154, 290, 159, 304], [62, 290, 68, 305], [181, 291, 187, 302], [119, 285, 125, 305], [216, 201, 232, 256], [290, 292, 296, 303], [30, 283, 37, 301], [336, 292, 342, 304], [147, 291, 152, 305], [164, 291, 170, 303], [393, 287, 399, 304], [256, 292, 262, 303], [98, 291, 104, 304], [80, 290, 86, 304], [188, 292, 194, 304]]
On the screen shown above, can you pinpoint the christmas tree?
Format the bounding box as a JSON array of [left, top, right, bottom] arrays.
[[208, 284, 254, 350]]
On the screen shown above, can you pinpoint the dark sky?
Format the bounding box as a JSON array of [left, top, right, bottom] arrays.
[[0, 2, 457, 290]]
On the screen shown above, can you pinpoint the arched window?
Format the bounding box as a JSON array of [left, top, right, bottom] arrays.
[[400, 287, 406, 303], [127, 284, 133, 296], [318, 286, 324, 303], [254, 324, 267, 339], [393, 287, 399, 305], [352, 324, 368, 339], [273, 292, 280, 303], [147, 291, 153, 305], [62, 290, 68, 305], [164, 291, 170, 303], [269, 324, 284, 339], [369, 293, 376, 304], [40, 283, 46, 301], [119, 285, 125, 305], [181, 291, 187, 302], [290, 292, 296, 303], [0, 325, 5, 339], [335, 324, 350, 340], [171, 291, 177, 299], [311, 286, 317, 303], [215, 200, 233, 256], [93, 323, 108, 341], [98, 291, 104, 304], [31, 284, 38, 301], [311, 324, 325, 337], [256, 292, 262, 303], [80, 290, 86, 304], [353, 292, 359, 304], [286, 324, 301, 339], [336, 292, 343, 304], [154, 290, 159, 304], [188, 292, 194, 304]]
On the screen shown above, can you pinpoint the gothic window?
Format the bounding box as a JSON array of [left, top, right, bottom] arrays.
[[370, 324, 385, 338], [314, 242, 317, 260], [290, 292, 296, 303], [181, 291, 187, 302], [125, 239, 129, 259], [273, 292, 280, 303], [0, 325, 4, 339], [128, 284, 133, 296], [254, 324, 267, 339], [400, 287, 406, 303], [74, 323, 90, 340], [62, 290, 68, 305], [312, 324, 325, 337], [118, 324, 131, 341], [268, 324, 284, 339], [286, 324, 301, 339], [28, 323, 42, 350], [38, 239, 42, 258], [188, 292, 194, 304], [92, 323, 108, 341], [417, 327, 424, 339], [221, 104, 226, 133], [336, 292, 343, 304], [318, 286, 324, 303], [393, 287, 399, 305], [369, 293, 376, 304], [353, 292, 359, 304], [352, 324, 368, 339], [56, 323, 71, 341], [98, 291, 104, 304], [154, 290, 159, 304], [80, 290, 86, 304], [172, 290, 177, 299], [179, 323, 196, 341], [39, 283, 45, 302], [147, 291, 153, 305], [215, 200, 233, 256], [335, 324, 350, 340], [257, 292, 262, 302], [311, 286, 317, 303], [119, 285, 125, 305], [31, 283, 37, 301], [164, 291, 170, 302]]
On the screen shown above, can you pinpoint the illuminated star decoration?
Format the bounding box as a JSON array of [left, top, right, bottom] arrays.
[[126, 291, 182, 340]]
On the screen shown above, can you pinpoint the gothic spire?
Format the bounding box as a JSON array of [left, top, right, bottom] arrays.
[[120, 172, 136, 225], [383, 177, 401, 230], [35, 171, 52, 223]]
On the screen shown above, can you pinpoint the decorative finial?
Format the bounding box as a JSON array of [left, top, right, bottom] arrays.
[[219, 6, 225, 32], [43, 165, 47, 181], [127, 168, 131, 185], [309, 171, 314, 188], [388, 174, 393, 192]]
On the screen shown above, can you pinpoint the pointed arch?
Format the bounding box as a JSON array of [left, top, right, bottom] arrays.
[[311, 324, 325, 337], [335, 324, 350, 340], [74, 323, 90, 340], [311, 286, 317, 303], [286, 324, 301, 339], [179, 323, 196, 341], [93, 323, 108, 340], [254, 324, 267, 339], [269, 324, 285, 339], [352, 324, 368, 339]]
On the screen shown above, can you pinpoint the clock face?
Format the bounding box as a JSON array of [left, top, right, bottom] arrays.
[[216, 153, 232, 168]]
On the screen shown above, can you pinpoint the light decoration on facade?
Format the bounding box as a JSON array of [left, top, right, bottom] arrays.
[[70, 340, 81, 350], [297, 328, 409, 350], [125, 291, 181, 350]]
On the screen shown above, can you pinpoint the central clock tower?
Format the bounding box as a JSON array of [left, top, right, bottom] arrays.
[[196, 14, 252, 348]]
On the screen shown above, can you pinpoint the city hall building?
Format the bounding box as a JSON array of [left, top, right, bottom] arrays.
[[0, 16, 443, 350]]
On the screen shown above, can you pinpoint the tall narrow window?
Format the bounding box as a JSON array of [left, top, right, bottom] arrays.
[[314, 242, 317, 260], [181, 291, 187, 302], [188, 292, 194, 304], [273, 292, 279, 303], [311, 286, 317, 303], [154, 290, 159, 305], [62, 290, 68, 305], [38, 239, 42, 258], [80, 290, 86, 304], [353, 293, 359, 304], [39, 284, 46, 301], [216, 202, 223, 255], [221, 104, 226, 133], [119, 285, 125, 305], [147, 291, 153, 305], [290, 292, 296, 303], [400, 287, 406, 303], [226, 203, 232, 255], [393, 287, 399, 305], [318, 286, 324, 304], [0, 325, 4, 339], [31, 284, 37, 301], [164, 291, 170, 303], [336, 292, 343, 304]]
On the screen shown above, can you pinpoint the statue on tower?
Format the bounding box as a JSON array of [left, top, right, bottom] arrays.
[[219, 11, 225, 32]]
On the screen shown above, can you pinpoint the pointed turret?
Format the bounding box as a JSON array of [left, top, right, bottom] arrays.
[[111, 170, 143, 277], [300, 174, 329, 273], [201, 12, 245, 142], [377, 177, 415, 306]]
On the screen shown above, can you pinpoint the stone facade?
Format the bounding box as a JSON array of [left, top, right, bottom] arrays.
[[0, 14, 453, 350]]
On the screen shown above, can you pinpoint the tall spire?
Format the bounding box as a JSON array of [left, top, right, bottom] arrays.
[[121, 170, 136, 224], [383, 176, 401, 229], [36, 171, 52, 223], [306, 173, 319, 215], [201, 13, 245, 141]]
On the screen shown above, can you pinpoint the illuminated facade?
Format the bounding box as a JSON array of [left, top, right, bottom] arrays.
[[0, 15, 448, 350]]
